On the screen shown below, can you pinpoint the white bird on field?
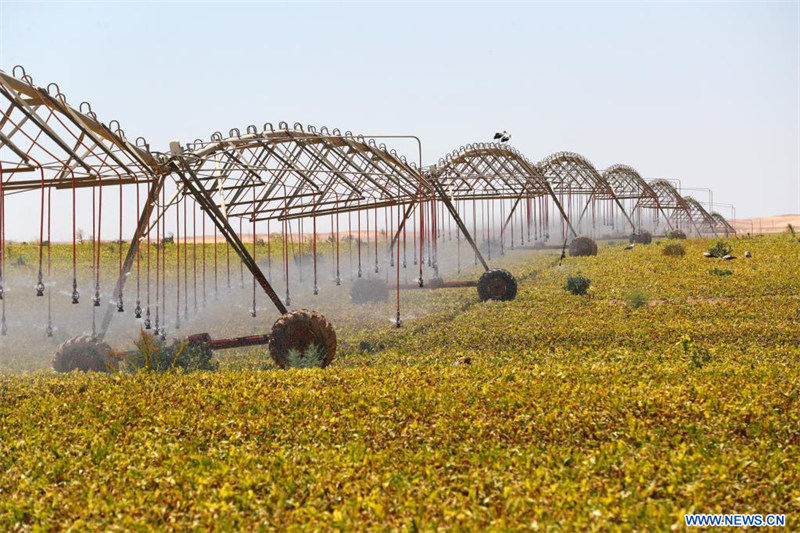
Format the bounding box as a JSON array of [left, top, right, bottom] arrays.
[[624, 243, 635, 250]]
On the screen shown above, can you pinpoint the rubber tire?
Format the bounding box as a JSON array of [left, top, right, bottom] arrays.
[[629, 231, 653, 245], [52, 335, 118, 373], [269, 309, 337, 369], [477, 269, 518, 302], [349, 278, 389, 304], [568, 236, 598, 257]]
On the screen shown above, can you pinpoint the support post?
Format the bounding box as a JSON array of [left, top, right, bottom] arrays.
[[430, 180, 490, 271], [175, 162, 288, 314], [388, 201, 415, 255]]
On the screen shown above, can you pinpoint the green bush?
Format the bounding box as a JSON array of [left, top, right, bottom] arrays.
[[125, 330, 219, 372], [285, 344, 326, 369], [708, 240, 733, 258], [662, 243, 685, 257], [564, 274, 591, 295], [624, 288, 649, 309]]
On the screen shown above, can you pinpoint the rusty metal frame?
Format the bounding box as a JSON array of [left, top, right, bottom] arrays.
[[711, 212, 736, 236], [1, 65, 739, 345], [178, 124, 432, 223], [682, 196, 720, 237], [537, 151, 637, 233], [426, 142, 576, 239], [602, 164, 674, 232], [647, 180, 704, 236], [0, 68, 159, 192]]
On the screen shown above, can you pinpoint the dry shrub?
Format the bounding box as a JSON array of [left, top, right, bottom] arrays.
[[662, 243, 685, 257], [569, 236, 598, 257]]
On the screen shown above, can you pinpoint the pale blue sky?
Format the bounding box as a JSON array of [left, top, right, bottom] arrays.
[[1, 1, 798, 237]]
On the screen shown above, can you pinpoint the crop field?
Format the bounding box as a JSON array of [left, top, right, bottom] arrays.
[[1, 232, 799, 529]]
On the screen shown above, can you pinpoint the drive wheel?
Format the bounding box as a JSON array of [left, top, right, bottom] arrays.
[[52, 335, 119, 373], [477, 269, 518, 302], [269, 309, 336, 369]]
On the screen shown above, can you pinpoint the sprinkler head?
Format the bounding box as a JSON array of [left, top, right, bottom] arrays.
[[0, 286, 4, 300], [357, 267, 362, 277], [92, 291, 101, 307], [417, 277, 424, 288], [144, 316, 151, 330], [35, 281, 45, 297], [395, 312, 402, 328], [134, 302, 142, 318], [335, 276, 341, 286], [45, 323, 53, 337], [313, 285, 319, 295], [250, 308, 257, 318], [117, 300, 124, 313], [71, 288, 80, 305]]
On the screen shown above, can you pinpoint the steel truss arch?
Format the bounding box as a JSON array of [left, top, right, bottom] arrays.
[[682, 196, 719, 236], [647, 180, 702, 235], [536, 151, 636, 232], [711, 212, 736, 235], [178, 124, 431, 222], [428, 142, 549, 200], [1, 65, 739, 362], [0, 68, 160, 192], [602, 164, 674, 232], [426, 142, 576, 238]]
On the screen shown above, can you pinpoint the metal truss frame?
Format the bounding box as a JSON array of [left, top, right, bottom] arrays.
[[1, 65, 738, 345], [536, 151, 637, 233], [602, 164, 674, 232]]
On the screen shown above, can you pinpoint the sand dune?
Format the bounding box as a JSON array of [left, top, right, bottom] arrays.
[[732, 214, 800, 234]]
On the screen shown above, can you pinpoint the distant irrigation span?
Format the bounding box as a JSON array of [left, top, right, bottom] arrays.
[[0, 66, 735, 369]]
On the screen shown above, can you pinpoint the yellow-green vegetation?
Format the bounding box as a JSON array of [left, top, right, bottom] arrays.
[[1, 233, 799, 529]]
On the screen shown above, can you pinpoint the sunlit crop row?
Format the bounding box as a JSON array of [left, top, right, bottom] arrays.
[[1, 232, 799, 529]]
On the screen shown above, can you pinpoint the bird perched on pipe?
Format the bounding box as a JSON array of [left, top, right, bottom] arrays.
[[493, 130, 511, 143]]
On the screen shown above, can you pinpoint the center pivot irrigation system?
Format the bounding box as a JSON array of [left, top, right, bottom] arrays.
[[0, 67, 735, 370]]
